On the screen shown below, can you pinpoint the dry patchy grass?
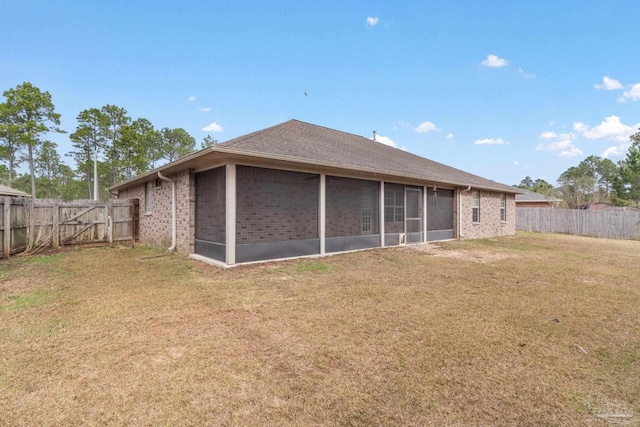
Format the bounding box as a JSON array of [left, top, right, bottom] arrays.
[[1, 233, 640, 426]]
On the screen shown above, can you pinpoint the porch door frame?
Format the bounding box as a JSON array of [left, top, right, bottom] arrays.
[[405, 186, 423, 243]]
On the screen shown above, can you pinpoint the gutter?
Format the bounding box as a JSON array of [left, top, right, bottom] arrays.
[[157, 171, 177, 251], [459, 186, 472, 239]]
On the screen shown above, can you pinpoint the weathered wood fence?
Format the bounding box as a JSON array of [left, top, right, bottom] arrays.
[[1, 197, 139, 258], [517, 207, 640, 240]]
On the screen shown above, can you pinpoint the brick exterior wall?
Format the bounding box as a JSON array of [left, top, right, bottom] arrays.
[[195, 167, 226, 243], [236, 166, 319, 244], [427, 188, 454, 231], [117, 163, 518, 259], [326, 176, 379, 237], [459, 190, 516, 239], [117, 169, 195, 255]]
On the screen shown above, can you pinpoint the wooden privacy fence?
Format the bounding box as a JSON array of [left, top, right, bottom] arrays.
[[517, 207, 640, 240], [1, 197, 139, 258]]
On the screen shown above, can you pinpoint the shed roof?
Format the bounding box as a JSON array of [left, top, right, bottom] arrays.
[[0, 184, 31, 197], [515, 189, 560, 203], [109, 119, 520, 194]]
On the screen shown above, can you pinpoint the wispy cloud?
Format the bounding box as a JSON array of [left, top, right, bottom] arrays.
[[475, 137, 507, 145], [372, 134, 396, 147], [575, 116, 636, 143], [188, 96, 197, 102], [518, 68, 536, 78], [594, 76, 623, 90], [366, 17, 379, 26], [414, 121, 438, 133], [573, 115, 640, 158], [200, 107, 212, 112], [202, 122, 223, 132], [371, 134, 407, 151], [535, 131, 582, 157], [621, 83, 640, 102], [512, 160, 520, 165], [445, 133, 454, 139], [481, 54, 508, 68]]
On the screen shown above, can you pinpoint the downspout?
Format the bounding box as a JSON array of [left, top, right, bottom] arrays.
[[157, 171, 177, 251], [459, 186, 472, 239]]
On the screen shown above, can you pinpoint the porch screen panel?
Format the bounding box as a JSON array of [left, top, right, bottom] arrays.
[[427, 188, 454, 241], [236, 166, 319, 245], [195, 167, 226, 243], [326, 177, 379, 237], [325, 176, 380, 252]]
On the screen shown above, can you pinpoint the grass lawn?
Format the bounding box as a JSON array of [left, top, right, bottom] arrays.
[[1, 232, 639, 426]]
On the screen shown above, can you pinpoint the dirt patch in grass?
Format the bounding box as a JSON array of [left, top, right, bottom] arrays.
[[407, 242, 520, 263], [1, 233, 640, 426]]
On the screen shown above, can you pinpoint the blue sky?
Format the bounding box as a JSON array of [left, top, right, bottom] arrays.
[[1, 0, 639, 186]]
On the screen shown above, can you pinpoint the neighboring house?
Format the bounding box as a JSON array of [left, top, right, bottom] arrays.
[[515, 189, 559, 208], [109, 119, 520, 267], [0, 185, 31, 198], [588, 202, 640, 212]]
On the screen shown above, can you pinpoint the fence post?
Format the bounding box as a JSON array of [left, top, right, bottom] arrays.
[[52, 202, 59, 248], [108, 200, 113, 244], [3, 196, 10, 258]]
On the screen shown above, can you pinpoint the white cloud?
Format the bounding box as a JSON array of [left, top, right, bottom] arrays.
[[414, 121, 438, 133], [200, 107, 212, 112], [548, 121, 554, 126], [202, 122, 223, 132], [188, 96, 196, 102], [535, 131, 582, 157], [372, 134, 397, 148], [366, 17, 379, 26], [475, 137, 507, 145], [602, 145, 626, 158], [512, 160, 520, 165], [594, 76, 623, 90], [572, 115, 640, 158], [579, 115, 636, 142], [559, 146, 583, 158], [481, 54, 508, 68], [445, 133, 454, 139], [518, 68, 536, 78], [573, 122, 589, 132], [622, 83, 640, 101], [400, 146, 408, 152]]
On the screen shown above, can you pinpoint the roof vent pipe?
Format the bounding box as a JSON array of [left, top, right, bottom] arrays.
[[372, 130, 377, 142], [157, 171, 177, 251]]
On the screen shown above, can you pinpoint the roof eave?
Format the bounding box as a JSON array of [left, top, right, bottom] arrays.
[[109, 146, 521, 195]]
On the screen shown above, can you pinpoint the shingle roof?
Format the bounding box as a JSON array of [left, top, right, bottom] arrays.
[[515, 189, 560, 202], [109, 119, 521, 193], [217, 119, 519, 193], [0, 184, 30, 197]]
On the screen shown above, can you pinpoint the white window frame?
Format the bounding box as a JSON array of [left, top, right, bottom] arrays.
[[361, 191, 373, 233], [500, 193, 506, 222], [145, 181, 154, 214], [384, 190, 404, 223], [472, 190, 480, 223]]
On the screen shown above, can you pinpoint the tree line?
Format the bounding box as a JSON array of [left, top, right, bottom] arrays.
[[0, 82, 217, 200], [516, 129, 640, 208]]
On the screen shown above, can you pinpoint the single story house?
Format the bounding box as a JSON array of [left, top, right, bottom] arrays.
[[515, 189, 560, 208], [109, 119, 521, 267]]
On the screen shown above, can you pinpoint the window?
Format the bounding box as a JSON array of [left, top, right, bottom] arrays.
[[145, 181, 154, 213], [362, 191, 373, 233], [384, 190, 404, 222], [472, 190, 480, 223], [500, 194, 506, 222]]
